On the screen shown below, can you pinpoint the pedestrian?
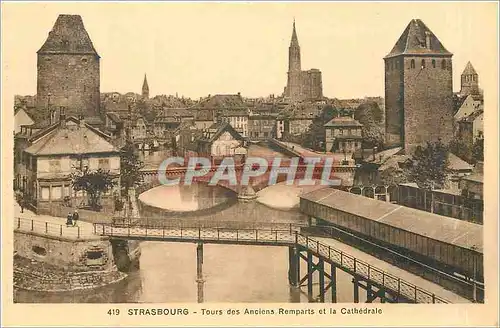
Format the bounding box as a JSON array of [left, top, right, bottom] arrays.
[[66, 212, 73, 227], [72, 209, 79, 227]]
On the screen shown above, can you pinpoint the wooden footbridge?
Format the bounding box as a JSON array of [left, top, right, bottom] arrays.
[[93, 221, 450, 304]]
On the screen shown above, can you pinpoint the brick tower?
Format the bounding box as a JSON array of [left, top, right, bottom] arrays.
[[384, 19, 454, 152], [36, 14, 100, 121], [460, 61, 480, 96]]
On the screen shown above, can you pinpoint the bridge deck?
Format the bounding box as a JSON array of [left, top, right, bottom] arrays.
[[94, 223, 450, 304]]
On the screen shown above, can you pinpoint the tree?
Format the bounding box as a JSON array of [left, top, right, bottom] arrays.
[[379, 166, 409, 186], [120, 141, 144, 196], [301, 105, 338, 151], [404, 140, 451, 190], [70, 167, 116, 211], [354, 101, 385, 149], [449, 138, 472, 163], [471, 137, 484, 163]]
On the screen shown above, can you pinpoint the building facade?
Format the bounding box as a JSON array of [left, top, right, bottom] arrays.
[[283, 21, 323, 102], [324, 116, 363, 153], [36, 15, 101, 122], [384, 19, 454, 152], [19, 116, 120, 214]]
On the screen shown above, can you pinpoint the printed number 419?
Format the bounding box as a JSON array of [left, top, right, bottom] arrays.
[[108, 309, 120, 316]]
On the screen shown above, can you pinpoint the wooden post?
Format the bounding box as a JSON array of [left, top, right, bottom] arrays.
[[331, 264, 337, 303], [196, 243, 204, 303], [288, 246, 299, 287], [353, 278, 359, 303], [307, 251, 313, 302], [366, 282, 373, 303], [318, 258, 325, 302]]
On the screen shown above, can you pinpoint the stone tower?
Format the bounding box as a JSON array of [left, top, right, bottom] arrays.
[[460, 61, 480, 96], [36, 14, 100, 121], [384, 19, 454, 152], [285, 20, 302, 100], [142, 74, 149, 99]]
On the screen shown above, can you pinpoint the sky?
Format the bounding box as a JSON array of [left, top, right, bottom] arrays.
[[1, 2, 498, 101]]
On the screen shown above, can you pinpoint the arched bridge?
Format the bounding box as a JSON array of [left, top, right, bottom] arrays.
[[138, 161, 357, 196]]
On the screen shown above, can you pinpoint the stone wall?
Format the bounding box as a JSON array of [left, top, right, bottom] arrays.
[[14, 230, 114, 272], [384, 56, 404, 147], [36, 53, 100, 119], [403, 56, 454, 152]]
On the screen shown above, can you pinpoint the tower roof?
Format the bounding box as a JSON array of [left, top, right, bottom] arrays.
[[290, 19, 299, 47], [38, 14, 99, 56], [385, 19, 452, 58], [142, 74, 149, 91], [462, 61, 477, 75]]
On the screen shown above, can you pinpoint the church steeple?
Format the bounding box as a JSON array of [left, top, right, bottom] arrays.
[[142, 74, 149, 99], [460, 61, 480, 96], [288, 19, 301, 72]]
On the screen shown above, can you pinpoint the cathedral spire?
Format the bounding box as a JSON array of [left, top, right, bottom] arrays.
[[288, 20, 301, 72], [142, 73, 149, 99], [291, 19, 299, 47]]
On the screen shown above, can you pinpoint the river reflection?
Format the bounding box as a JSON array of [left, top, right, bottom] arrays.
[[139, 184, 234, 213]]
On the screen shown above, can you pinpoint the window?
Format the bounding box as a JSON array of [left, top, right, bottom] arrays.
[[98, 159, 110, 170], [410, 59, 415, 69], [432, 59, 436, 68], [441, 59, 446, 69], [49, 160, 61, 173], [52, 186, 62, 199], [421, 59, 426, 68], [395, 60, 399, 69], [41, 187, 50, 200]]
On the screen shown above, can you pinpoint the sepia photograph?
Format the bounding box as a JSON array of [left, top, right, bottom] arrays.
[[1, 1, 498, 327]]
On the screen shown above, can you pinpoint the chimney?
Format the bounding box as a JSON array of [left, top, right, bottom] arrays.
[[59, 107, 66, 128], [79, 115, 85, 128], [425, 31, 431, 50]]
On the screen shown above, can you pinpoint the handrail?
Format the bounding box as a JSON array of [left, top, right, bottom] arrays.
[[108, 217, 307, 231], [14, 217, 82, 239], [295, 234, 449, 304], [94, 222, 449, 304]]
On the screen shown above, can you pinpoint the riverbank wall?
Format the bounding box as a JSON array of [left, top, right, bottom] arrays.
[[14, 222, 141, 292]]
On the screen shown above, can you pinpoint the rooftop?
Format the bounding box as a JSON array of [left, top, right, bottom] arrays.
[[38, 14, 99, 56], [385, 19, 452, 58], [300, 188, 483, 252], [324, 116, 363, 127], [25, 117, 118, 156], [462, 61, 478, 75]]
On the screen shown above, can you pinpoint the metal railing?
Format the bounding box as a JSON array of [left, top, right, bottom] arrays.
[[94, 221, 449, 304], [296, 234, 449, 304], [94, 223, 296, 245], [15, 217, 82, 239], [109, 217, 307, 232]]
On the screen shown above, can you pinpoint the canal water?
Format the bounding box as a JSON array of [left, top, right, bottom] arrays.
[[14, 145, 375, 303]]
